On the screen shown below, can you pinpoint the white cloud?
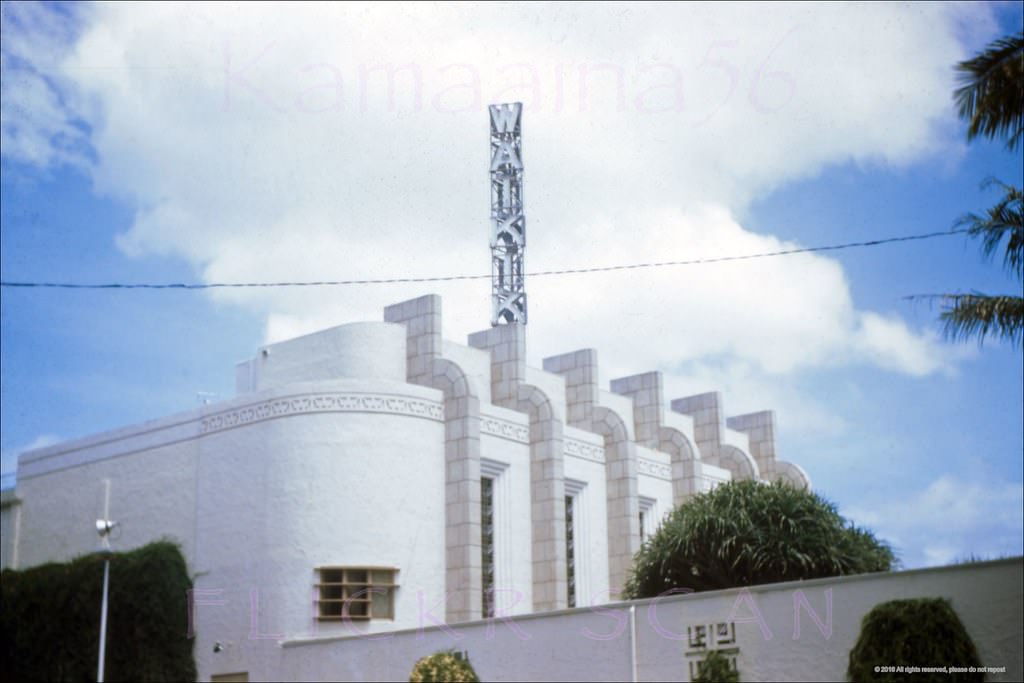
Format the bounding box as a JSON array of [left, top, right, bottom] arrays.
[[661, 359, 850, 442], [845, 475, 1024, 568], [526, 206, 950, 376], [0, 2, 92, 168], [60, 2, 978, 209], [854, 312, 956, 377], [0, 3, 990, 396], [247, 205, 955, 381]]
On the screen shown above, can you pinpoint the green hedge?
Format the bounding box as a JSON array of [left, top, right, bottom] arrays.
[[847, 598, 982, 683], [1, 540, 196, 682]]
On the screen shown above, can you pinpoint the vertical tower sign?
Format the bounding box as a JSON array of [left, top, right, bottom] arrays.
[[489, 102, 526, 325]]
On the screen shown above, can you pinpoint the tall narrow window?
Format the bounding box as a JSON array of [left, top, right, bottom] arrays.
[[565, 494, 576, 608], [481, 476, 495, 618], [564, 479, 587, 608], [639, 496, 657, 547]]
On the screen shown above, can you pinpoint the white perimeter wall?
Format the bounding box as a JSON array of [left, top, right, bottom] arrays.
[[277, 558, 1023, 683]]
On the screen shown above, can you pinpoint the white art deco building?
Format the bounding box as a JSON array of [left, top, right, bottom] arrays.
[[1, 293, 810, 680]]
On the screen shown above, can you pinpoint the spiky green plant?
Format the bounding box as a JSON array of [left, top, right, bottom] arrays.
[[623, 480, 895, 599]]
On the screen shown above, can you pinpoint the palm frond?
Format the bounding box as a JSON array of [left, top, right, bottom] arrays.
[[955, 180, 1024, 279], [940, 293, 1024, 347], [954, 32, 1024, 150]]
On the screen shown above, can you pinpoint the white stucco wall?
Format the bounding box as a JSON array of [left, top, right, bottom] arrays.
[[722, 426, 752, 452], [636, 445, 673, 534], [192, 379, 447, 681], [598, 390, 636, 441], [15, 416, 202, 569], [524, 366, 568, 416], [12, 373, 449, 683], [634, 558, 1023, 682], [564, 426, 610, 603], [281, 606, 637, 682], [443, 340, 494, 405], [239, 322, 408, 393], [698, 462, 732, 492], [662, 410, 695, 443], [276, 558, 1024, 683], [6, 294, 829, 682], [480, 406, 534, 616]]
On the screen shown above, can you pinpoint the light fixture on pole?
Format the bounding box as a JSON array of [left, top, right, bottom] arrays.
[[96, 518, 118, 683]]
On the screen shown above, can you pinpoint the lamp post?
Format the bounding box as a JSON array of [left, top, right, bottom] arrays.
[[96, 519, 118, 683]]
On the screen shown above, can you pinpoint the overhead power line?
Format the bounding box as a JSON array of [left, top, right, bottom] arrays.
[[0, 228, 970, 290]]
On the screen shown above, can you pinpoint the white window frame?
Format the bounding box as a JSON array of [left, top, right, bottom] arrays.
[[639, 495, 658, 544]]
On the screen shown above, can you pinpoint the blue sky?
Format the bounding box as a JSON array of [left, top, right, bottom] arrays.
[[2, 2, 1021, 568]]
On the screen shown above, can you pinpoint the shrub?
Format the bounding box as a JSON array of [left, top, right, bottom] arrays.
[[693, 650, 740, 682], [1, 540, 196, 682], [410, 650, 480, 683], [624, 480, 895, 598], [847, 598, 983, 682]]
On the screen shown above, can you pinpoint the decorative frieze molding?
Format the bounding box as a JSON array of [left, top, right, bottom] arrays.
[[564, 438, 604, 464], [637, 457, 672, 481], [480, 416, 530, 443], [200, 392, 444, 435]]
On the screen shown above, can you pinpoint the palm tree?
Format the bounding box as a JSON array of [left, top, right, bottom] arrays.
[[938, 32, 1023, 348], [954, 32, 1024, 152]]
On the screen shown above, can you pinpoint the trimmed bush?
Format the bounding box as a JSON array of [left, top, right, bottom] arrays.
[[624, 480, 895, 598], [410, 650, 480, 682], [1, 540, 196, 682], [693, 650, 740, 682], [847, 598, 983, 682]]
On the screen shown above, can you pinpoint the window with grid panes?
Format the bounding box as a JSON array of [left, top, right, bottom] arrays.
[[315, 567, 398, 620], [481, 476, 495, 618], [565, 494, 576, 608]]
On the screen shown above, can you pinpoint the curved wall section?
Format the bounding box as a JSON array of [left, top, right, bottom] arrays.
[[194, 383, 446, 650], [250, 322, 408, 391]]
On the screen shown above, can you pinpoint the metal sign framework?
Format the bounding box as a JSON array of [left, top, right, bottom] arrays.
[[489, 102, 526, 325]]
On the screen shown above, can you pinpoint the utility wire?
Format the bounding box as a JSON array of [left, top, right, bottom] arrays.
[[0, 228, 970, 290]]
